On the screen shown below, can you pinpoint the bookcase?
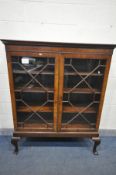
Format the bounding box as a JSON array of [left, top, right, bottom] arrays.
[[2, 40, 115, 154]]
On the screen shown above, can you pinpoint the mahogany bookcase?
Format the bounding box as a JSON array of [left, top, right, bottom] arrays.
[[2, 40, 116, 154]]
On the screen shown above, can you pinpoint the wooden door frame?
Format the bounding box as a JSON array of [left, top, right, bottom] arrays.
[[57, 55, 64, 131], [57, 54, 112, 132], [6, 51, 59, 132]]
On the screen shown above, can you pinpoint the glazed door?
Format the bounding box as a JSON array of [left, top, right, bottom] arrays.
[[9, 52, 59, 132], [58, 55, 107, 132]]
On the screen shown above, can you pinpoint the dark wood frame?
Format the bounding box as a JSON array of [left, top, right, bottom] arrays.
[[1, 40, 116, 155]]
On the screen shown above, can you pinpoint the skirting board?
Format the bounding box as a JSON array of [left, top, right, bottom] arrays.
[[0, 128, 116, 136]]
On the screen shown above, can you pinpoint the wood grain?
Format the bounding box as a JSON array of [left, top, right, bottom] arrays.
[[2, 40, 115, 141]]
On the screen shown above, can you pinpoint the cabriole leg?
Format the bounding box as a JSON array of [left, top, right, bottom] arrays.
[[11, 137, 20, 154], [92, 137, 101, 155]]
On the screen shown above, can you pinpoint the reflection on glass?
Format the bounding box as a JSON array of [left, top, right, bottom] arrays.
[[12, 56, 55, 129], [62, 58, 106, 129]]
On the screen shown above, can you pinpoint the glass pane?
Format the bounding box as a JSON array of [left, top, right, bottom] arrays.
[[17, 112, 53, 128], [12, 56, 55, 130], [62, 58, 106, 129]]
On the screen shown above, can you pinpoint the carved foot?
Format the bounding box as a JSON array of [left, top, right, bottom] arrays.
[[92, 137, 101, 155], [11, 137, 20, 154]]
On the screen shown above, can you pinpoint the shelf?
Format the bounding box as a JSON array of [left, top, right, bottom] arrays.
[[64, 88, 100, 94], [15, 87, 100, 94], [13, 70, 54, 75], [61, 123, 96, 129], [64, 72, 103, 76], [17, 123, 53, 128], [15, 87, 54, 93], [17, 104, 96, 113], [17, 123, 53, 131], [17, 105, 53, 112], [13, 70, 103, 76], [14, 86, 100, 95], [63, 106, 97, 113]]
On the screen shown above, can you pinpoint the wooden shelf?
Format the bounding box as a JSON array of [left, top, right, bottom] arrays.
[[64, 88, 100, 94], [17, 123, 53, 131], [17, 123, 53, 128], [15, 86, 100, 94], [63, 106, 96, 113], [61, 123, 96, 129], [13, 70, 54, 75], [13, 70, 103, 76], [17, 105, 96, 113], [17, 105, 53, 112], [15, 87, 100, 94], [15, 87, 54, 93], [64, 71, 103, 76]]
